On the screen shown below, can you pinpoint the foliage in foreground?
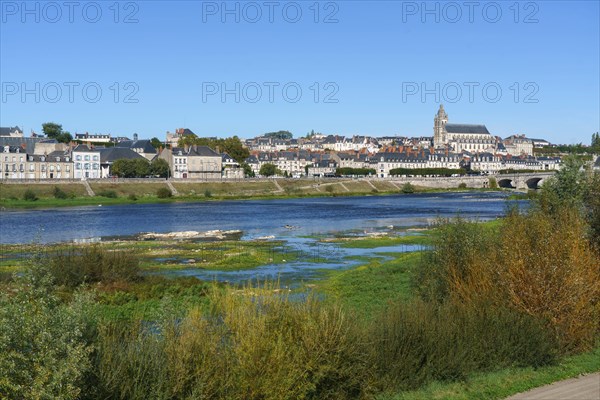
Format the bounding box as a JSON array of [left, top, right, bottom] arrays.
[[415, 209, 600, 353]]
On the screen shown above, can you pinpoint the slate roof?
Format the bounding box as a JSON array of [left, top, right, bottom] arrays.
[[0, 137, 54, 153], [0, 126, 23, 136], [172, 146, 220, 157], [99, 147, 146, 163], [115, 140, 157, 154], [444, 124, 490, 134]]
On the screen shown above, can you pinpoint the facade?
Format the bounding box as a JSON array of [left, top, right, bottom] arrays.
[[433, 105, 496, 153], [0, 146, 28, 179], [503, 135, 534, 156], [161, 146, 222, 179], [26, 151, 73, 179], [74, 133, 112, 143], [72, 144, 101, 179]]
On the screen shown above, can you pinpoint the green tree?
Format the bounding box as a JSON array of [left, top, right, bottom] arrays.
[[150, 137, 163, 149], [42, 122, 72, 144], [538, 156, 586, 214], [241, 162, 255, 178], [133, 158, 150, 177], [177, 135, 249, 163], [150, 158, 170, 178], [263, 130, 293, 140], [591, 132, 600, 153], [259, 163, 278, 177]]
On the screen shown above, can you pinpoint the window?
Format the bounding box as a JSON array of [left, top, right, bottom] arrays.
[[41, 165, 46, 172], [85, 155, 90, 161], [76, 155, 82, 161], [93, 155, 98, 161], [84, 163, 90, 170], [66, 166, 70, 172], [76, 163, 81, 170], [92, 163, 98, 170], [57, 165, 61, 172], [50, 166, 55, 172]]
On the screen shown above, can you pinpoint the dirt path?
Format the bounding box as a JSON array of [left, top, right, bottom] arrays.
[[506, 373, 599, 400]]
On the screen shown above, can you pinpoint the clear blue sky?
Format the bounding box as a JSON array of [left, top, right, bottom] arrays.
[[1, 0, 599, 144]]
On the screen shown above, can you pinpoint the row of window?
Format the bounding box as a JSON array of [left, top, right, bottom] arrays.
[[75, 163, 99, 170], [75, 155, 99, 161]]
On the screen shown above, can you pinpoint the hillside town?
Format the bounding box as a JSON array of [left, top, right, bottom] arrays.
[[2, 106, 598, 181]]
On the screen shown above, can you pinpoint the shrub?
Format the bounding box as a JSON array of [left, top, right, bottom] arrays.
[[96, 285, 372, 399], [98, 190, 118, 198], [369, 299, 556, 392], [204, 189, 212, 198], [46, 246, 140, 288], [0, 264, 94, 399], [156, 187, 172, 198], [325, 185, 334, 193], [488, 177, 498, 189], [401, 182, 415, 194], [128, 193, 138, 201], [458, 182, 467, 189], [23, 188, 38, 201], [53, 186, 68, 199], [415, 210, 600, 353]]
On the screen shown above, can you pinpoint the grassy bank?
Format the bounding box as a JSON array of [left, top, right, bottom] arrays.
[[0, 180, 503, 209]]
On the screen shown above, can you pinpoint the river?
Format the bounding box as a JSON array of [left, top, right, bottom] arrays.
[[0, 192, 523, 244]]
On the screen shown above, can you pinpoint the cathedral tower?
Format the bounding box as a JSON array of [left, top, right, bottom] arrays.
[[433, 104, 448, 148]]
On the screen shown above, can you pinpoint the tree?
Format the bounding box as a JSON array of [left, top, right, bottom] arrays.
[[133, 158, 150, 177], [150, 158, 170, 178], [259, 163, 278, 177], [263, 130, 293, 140], [177, 135, 249, 164], [591, 132, 600, 153], [241, 162, 255, 178], [150, 137, 163, 149], [42, 122, 72, 144]]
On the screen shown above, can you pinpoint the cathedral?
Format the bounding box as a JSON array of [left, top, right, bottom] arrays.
[[433, 105, 497, 153]]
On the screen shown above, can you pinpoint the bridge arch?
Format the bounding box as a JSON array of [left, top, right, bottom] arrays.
[[498, 178, 515, 189], [526, 177, 544, 190]]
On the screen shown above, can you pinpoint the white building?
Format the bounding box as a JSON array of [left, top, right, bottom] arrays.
[[72, 144, 101, 179]]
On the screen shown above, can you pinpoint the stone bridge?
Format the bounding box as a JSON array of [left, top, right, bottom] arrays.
[[388, 171, 556, 191]]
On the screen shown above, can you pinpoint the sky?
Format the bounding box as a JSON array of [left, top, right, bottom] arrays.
[[1, 0, 599, 144]]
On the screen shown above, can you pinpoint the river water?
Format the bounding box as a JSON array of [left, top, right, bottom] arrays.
[[0, 192, 523, 244], [0, 192, 525, 283]]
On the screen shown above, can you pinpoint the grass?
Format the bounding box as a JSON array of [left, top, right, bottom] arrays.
[[330, 233, 432, 249], [381, 345, 600, 400], [0, 180, 504, 209], [318, 252, 422, 315]]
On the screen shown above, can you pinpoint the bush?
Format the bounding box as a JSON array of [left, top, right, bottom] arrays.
[[128, 193, 138, 201], [0, 264, 94, 399], [156, 187, 172, 198], [53, 186, 68, 199], [325, 185, 334, 193], [369, 299, 556, 392], [488, 177, 498, 189], [415, 210, 600, 353], [458, 182, 467, 189], [98, 190, 118, 198], [96, 285, 372, 399], [23, 188, 38, 201], [46, 246, 140, 288], [204, 189, 212, 198], [401, 182, 415, 194]]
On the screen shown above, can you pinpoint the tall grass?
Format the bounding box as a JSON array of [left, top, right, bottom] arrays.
[[46, 246, 140, 288], [95, 284, 372, 399]]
